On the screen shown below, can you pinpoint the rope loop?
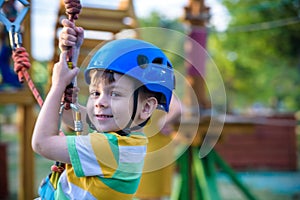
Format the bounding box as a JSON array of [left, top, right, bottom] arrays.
[[12, 47, 31, 82]]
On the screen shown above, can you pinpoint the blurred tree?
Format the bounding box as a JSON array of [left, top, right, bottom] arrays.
[[137, 11, 186, 73], [208, 0, 300, 112], [137, 12, 189, 98], [138, 11, 185, 31]]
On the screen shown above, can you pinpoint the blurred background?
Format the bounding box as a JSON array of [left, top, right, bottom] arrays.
[[0, 0, 300, 199]]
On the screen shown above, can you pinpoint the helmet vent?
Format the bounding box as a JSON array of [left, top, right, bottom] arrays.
[[152, 57, 163, 64], [167, 61, 172, 69], [137, 54, 149, 69]]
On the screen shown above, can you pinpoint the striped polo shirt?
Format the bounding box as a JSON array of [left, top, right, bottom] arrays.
[[54, 131, 148, 200]]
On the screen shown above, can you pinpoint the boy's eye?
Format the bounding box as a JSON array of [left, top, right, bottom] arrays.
[[111, 91, 120, 97], [90, 91, 100, 97]]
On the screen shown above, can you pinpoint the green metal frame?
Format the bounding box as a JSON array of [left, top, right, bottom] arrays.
[[174, 147, 258, 200]]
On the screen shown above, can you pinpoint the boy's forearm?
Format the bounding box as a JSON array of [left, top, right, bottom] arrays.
[[32, 86, 65, 154], [32, 51, 79, 163]]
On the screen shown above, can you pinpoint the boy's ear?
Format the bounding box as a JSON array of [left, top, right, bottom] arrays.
[[140, 97, 158, 120]]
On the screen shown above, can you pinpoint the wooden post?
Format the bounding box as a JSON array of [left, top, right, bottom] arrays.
[[0, 143, 8, 199], [183, 0, 211, 113], [0, 88, 36, 200], [18, 104, 35, 200]]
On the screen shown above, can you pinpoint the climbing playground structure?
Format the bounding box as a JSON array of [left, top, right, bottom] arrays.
[[0, 0, 298, 200]]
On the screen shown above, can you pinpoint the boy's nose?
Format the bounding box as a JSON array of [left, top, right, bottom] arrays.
[[95, 94, 109, 108]]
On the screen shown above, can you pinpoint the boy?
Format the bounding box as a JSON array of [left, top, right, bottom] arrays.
[[32, 19, 174, 199]]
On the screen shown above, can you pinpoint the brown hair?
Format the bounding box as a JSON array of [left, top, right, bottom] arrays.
[[88, 69, 162, 101], [89, 69, 115, 87]]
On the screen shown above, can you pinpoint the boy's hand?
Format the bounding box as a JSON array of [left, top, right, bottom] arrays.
[[52, 51, 80, 89], [59, 19, 84, 52]]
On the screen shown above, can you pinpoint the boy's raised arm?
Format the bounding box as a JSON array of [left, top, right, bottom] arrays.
[[32, 52, 80, 163], [32, 19, 83, 163]]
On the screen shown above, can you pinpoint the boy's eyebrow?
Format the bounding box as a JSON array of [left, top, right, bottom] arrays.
[[89, 83, 132, 92], [107, 84, 131, 92], [89, 85, 98, 91]]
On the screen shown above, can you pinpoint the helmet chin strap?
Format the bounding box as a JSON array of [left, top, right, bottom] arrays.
[[117, 89, 150, 136], [87, 89, 150, 136]]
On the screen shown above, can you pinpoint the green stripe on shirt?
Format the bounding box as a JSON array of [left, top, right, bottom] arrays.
[[67, 136, 84, 177]]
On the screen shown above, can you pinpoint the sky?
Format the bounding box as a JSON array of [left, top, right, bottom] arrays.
[[29, 0, 229, 61]]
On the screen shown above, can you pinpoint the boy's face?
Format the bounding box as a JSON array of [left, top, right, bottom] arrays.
[[86, 71, 138, 132]]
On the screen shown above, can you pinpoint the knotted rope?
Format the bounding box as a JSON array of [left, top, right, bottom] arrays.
[[12, 46, 30, 82], [12, 45, 44, 107]]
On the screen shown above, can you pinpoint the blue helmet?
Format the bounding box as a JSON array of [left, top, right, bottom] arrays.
[[84, 38, 175, 112]]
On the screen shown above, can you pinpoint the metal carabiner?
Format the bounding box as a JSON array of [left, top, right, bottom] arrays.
[[0, 0, 30, 49], [59, 103, 83, 136]]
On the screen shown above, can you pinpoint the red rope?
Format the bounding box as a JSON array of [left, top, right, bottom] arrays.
[[9, 2, 82, 109], [12, 47, 44, 107], [12, 47, 30, 83]]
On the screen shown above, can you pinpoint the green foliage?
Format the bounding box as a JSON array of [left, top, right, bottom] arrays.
[[137, 11, 186, 73], [138, 11, 185, 31], [137, 12, 188, 98], [209, 0, 300, 112], [31, 61, 49, 99]]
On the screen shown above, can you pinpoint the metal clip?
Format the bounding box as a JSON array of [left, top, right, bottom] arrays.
[[0, 0, 30, 49], [70, 103, 83, 133], [59, 103, 83, 136]]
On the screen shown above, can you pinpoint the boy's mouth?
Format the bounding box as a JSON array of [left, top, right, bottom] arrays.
[[96, 114, 113, 118]]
